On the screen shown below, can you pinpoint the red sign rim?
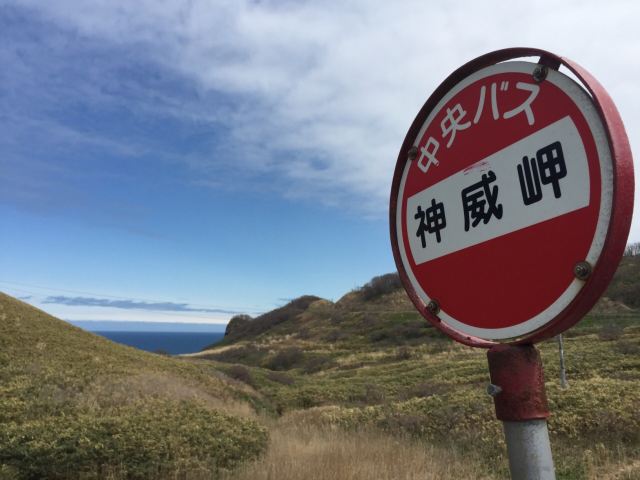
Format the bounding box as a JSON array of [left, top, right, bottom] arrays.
[[389, 47, 634, 348]]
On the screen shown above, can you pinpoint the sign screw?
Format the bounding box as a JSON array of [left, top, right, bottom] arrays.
[[407, 146, 418, 161], [487, 383, 503, 397], [573, 261, 592, 280], [426, 299, 440, 315], [533, 65, 548, 83]]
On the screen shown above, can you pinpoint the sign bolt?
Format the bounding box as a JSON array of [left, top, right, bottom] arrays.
[[407, 146, 418, 161], [426, 299, 440, 315], [487, 383, 503, 397], [533, 65, 548, 83], [573, 261, 592, 280]]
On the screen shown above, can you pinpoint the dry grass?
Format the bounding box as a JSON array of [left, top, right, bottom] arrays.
[[593, 460, 640, 480], [221, 415, 494, 480], [582, 443, 640, 480], [77, 372, 257, 418]]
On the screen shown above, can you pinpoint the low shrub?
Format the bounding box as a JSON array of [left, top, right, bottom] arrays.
[[296, 392, 318, 409], [226, 365, 255, 387], [222, 314, 253, 340], [368, 329, 392, 343], [614, 340, 640, 355], [358, 274, 402, 300], [399, 382, 447, 400], [397, 323, 428, 340], [206, 344, 268, 366], [266, 371, 295, 386], [603, 253, 640, 308], [323, 330, 347, 342], [548, 378, 640, 443], [395, 346, 414, 361], [384, 413, 428, 437], [369, 323, 429, 345], [265, 347, 305, 371], [598, 323, 624, 341], [301, 354, 336, 374], [296, 327, 311, 339], [360, 313, 378, 328], [356, 384, 386, 405], [0, 401, 268, 479], [343, 384, 386, 406], [330, 313, 345, 325]]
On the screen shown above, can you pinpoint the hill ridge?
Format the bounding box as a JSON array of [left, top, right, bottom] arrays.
[[204, 262, 638, 352]]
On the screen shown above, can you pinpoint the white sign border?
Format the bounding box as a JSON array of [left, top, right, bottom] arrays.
[[395, 61, 613, 341]]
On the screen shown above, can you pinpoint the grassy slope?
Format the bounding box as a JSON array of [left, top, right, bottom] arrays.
[[605, 254, 640, 309], [0, 293, 268, 479], [211, 256, 640, 349], [195, 260, 640, 479], [1, 257, 637, 479]]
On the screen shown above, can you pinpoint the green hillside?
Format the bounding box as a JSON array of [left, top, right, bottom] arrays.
[[1, 255, 638, 479], [194, 261, 640, 479], [0, 293, 268, 479], [214, 274, 431, 349], [605, 254, 640, 309], [214, 256, 640, 350]]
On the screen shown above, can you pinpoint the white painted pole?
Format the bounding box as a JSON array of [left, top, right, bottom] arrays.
[[503, 420, 556, 480]]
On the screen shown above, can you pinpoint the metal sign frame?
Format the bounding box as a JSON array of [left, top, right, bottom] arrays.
[[389, 47, 634, 348]]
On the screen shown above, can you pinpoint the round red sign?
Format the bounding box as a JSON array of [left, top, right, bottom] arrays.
[[390, 48, 634, 347]]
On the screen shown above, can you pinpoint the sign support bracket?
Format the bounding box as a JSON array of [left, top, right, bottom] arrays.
[[487, 344, 556, 479]]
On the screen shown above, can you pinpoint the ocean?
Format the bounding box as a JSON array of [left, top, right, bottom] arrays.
[[94, 331, 225, 355]]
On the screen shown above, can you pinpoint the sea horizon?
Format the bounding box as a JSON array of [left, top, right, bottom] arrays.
[[92, 330, 225, 355]]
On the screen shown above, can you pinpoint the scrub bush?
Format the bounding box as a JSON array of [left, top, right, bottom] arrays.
[[0, 401, 268, 480]]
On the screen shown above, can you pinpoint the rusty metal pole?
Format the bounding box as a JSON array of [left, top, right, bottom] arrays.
[[487, 344, 556, 480]]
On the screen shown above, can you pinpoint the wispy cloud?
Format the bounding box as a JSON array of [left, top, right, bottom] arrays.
[[3, 0, 639, 235], [43, 295, 239, 315]]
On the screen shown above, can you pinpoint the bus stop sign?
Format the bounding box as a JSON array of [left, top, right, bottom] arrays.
[[390, 48, 634, 347]]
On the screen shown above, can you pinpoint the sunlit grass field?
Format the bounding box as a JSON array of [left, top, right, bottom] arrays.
[[1, 259, 639, 480], [0, 293, 268, 479], [197, 281, 640, 480]]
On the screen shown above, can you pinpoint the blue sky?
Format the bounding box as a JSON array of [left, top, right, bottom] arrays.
[[2, 0, 639, 326]]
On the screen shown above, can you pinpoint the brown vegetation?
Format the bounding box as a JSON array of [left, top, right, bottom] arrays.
[[605, 254, 640, 309], [358, 273, 403, 300], [217, 296, 321, 344], [221, 416, 493, 480]]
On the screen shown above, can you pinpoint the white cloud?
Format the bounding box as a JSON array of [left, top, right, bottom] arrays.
[[7, 0, 640, 240], [46, 304, 232, 324]]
